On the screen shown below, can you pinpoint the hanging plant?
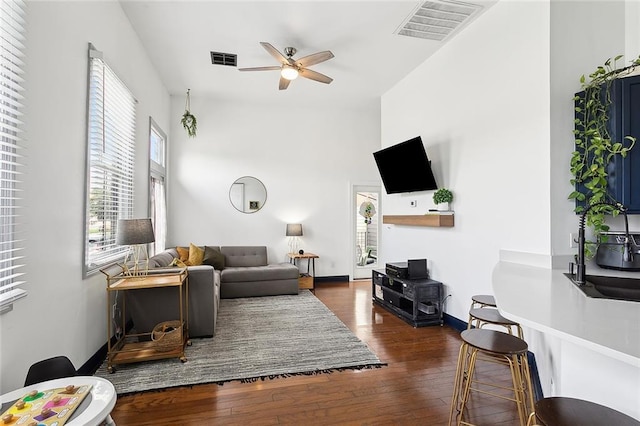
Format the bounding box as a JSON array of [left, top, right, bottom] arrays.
[[181, 89, 197, 137], [569, 55, 640, 256]]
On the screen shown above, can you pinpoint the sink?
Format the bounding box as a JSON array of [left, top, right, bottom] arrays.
[[564, 273, 640, 302]]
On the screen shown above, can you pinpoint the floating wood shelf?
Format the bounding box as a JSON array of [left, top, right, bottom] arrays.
[[382, 214, 454, 227]]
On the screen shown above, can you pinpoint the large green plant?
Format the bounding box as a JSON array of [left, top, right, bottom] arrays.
[[569, 55, 640, 255]]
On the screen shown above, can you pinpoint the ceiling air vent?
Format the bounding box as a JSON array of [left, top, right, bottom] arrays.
[[210, 51, 237, 67], [395, 0, 483, 42]]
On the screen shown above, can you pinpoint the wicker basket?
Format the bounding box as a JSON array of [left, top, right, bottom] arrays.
[[151, 320, 183, 352]]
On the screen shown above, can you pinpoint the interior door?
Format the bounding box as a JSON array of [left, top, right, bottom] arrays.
[[353, 185, 380, 279]]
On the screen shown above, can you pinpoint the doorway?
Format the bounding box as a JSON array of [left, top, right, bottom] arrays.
[[353, 185, 380, 279]]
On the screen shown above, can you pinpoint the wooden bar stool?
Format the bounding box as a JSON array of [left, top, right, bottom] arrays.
[[468, 307, 524, 339], [526, 397, 640, 426], [470, 294, 496, 310], [449, 329, 535, 426]]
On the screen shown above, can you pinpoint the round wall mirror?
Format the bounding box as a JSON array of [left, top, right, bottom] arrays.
[[229, 176, 267, 213]]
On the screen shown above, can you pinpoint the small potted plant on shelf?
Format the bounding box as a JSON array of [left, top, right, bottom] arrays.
[[433, 188, 453, 211]]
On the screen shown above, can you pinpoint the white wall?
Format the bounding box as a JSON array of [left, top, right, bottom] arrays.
[[381, 0, 551, 322], [166, 95, 381, 276], [627, 1, 640, 61], [0, 1, 170, 392]]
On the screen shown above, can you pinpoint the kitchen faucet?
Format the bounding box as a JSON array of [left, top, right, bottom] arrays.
[[575, 201, 629, 285]]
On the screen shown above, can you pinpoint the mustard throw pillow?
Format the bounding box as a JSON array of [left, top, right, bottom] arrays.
[[176, 246, 189, 262], [188, 243, 205, 266]]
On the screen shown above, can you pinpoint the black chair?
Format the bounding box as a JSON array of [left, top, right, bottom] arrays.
[[24, 356, 76, 386]]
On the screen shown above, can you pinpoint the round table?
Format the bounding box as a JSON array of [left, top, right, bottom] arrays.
[[1, 376, 116, 426]]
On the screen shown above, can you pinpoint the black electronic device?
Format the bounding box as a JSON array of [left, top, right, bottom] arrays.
[[408, 258, 428, 279], [373, 136, 438, 194], [386, 259, 428, 280], [386, 261, 409, 279]]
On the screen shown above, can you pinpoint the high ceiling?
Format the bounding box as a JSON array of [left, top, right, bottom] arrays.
[[120, 1, 495, 103]]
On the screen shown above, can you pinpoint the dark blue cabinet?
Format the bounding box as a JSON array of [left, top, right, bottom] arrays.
[[574, 74, 640, 213], [608, 75, 640, 212]]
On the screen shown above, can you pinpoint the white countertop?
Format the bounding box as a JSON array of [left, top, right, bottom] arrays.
[[492, 261, 640, 367]]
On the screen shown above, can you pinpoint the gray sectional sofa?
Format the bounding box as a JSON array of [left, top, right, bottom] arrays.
[[126, 246, 299, 338]]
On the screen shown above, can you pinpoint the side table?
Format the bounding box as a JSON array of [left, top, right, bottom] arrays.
[[101, 267, 190, 373], [288, 252, 319, 289]]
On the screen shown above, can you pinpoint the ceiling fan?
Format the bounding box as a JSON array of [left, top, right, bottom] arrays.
[[239, 42, 334, 90]]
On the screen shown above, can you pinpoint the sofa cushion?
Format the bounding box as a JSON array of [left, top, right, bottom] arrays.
[[149, 248, 179, 268], [221, 246, 268, 267], [203, 246, 225, 270], [221, 263, 299, 283]]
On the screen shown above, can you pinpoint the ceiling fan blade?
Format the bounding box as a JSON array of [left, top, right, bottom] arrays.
[[279, 76, 291, 90], [299, 68, 333, 84], [238, 66, 281, 72], [260, 42, 294, 65], [295, 51, 334, 68]]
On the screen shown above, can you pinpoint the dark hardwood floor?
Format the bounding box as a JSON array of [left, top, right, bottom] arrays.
[[109, 280, 521, 425]]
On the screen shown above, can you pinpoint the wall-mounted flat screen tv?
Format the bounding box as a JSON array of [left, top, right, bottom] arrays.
[[373, 136, 438, 194]]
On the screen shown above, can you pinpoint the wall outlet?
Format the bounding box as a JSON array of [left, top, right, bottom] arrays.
[[410, 200, 417, 207], [569, 232, 578, 248]]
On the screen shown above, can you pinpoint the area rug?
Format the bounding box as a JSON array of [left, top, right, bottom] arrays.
[[94, 290, 385, 395]]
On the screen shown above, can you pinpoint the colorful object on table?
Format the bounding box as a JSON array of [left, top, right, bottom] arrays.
[[0, 385, 91, 426], [23, 391, 43, 402]]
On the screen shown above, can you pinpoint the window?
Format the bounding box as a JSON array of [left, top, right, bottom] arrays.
[[0, 0, 27, 313], [84, 44, 137, 275], [149, 118, 166, 255]]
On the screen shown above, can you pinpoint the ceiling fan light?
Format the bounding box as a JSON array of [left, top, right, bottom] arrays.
[[281, 65, 299, 80]]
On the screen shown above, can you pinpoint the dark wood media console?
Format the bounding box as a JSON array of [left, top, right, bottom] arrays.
[[372, 269, 443, 327]]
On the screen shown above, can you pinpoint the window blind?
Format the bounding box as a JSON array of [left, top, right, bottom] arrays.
[[84, 45, 136, 274], [0, 0, 27, 313]]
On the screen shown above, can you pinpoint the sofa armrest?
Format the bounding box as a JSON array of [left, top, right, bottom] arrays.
[[126, 264, 218, 338], [183, 265, 217, 337], [184, 265, 214, 280]]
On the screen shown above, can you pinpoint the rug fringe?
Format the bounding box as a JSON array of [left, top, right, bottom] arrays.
[[235, 363, 387, 385], [115, 363, 387, 396]]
